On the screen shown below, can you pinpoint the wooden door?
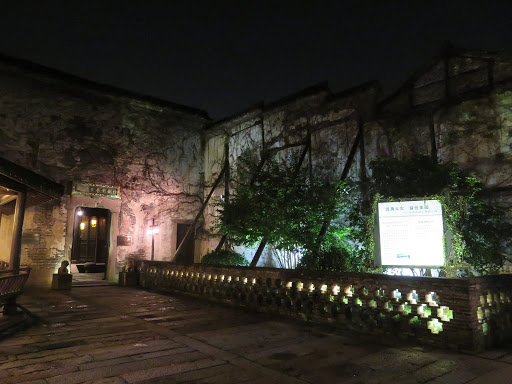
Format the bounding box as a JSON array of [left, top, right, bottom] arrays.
[[175, 223, 194, 264], [71, 207, 110, 265]]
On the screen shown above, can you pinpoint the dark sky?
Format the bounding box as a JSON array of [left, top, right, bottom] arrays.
[[1, 1, 511, 119]]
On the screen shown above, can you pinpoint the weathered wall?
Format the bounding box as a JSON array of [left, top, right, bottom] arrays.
[[0, 212, 13, 262], [0, 61, 208, 286], [437, 93, 512, 187], [2, 46, 512, 286], [366, 50, 512, 203], [20, 201, 67, 287], [201, 50, 512, 267], [201, 84, 380, 263]]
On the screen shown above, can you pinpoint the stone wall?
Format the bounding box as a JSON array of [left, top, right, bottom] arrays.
[[0, 59, 208, 286]]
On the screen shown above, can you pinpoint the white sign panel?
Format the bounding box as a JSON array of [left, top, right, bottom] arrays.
[[377, 200, 445, 267]]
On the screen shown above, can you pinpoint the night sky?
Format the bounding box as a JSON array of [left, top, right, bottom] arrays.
[[1, 1, 512, 119]]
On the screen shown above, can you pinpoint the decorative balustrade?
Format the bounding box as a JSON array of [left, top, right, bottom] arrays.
[[138, 262, 512, 350]]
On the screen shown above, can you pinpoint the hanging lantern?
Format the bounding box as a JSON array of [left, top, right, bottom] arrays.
[[90, 217, 97, 227], [80, 222, 85, 230]]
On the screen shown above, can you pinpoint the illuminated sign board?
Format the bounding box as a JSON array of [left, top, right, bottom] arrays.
[[375, 200, 445, 267], [72, 182, 121, 199]]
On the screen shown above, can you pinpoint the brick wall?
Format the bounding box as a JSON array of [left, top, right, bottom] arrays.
[[138, 261, 512, 351]]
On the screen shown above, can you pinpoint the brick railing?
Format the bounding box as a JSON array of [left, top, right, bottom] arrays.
[[138, 262, 512, 351]]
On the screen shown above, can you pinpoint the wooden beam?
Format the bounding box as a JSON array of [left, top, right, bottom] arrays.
[[444, 58, 451, 99], [214, 141, 231, 251], [429, 112, 438, 162], [0, 157, 63, 199], [315, 119, 363, 249], [250, 140, 310, 267], [215, 148, 271, 253], [487, 59, 495, 89], [173, 164, 227, 262], [296, 114, 356, 134]]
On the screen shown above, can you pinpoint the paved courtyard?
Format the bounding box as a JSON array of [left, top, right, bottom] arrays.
[[0, 286, 511, 384]]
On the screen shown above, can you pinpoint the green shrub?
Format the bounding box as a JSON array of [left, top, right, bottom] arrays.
[[201, 249, 249, 267], [215, 151, 346, 256], [298, 245, 355, 272], [349, 155, 512, 275]]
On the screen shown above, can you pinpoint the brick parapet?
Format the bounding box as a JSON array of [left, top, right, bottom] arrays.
[[137, 262, 512, 351]]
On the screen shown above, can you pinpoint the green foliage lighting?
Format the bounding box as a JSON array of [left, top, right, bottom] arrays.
[[347, 155, 512, 275], [214, 148, 510, 275], [216, 150, 347, 257], [201, 249, 249, 267]]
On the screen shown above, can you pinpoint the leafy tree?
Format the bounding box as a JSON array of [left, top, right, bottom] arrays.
[[298, 245, 352, 272], [215, 150, 347, 260], [215, 151, 511, 275], [297, 219, 367, 272]]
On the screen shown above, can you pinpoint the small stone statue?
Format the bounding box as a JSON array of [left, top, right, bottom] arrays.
[[58, 260, 70, 274], [124, 259, 136, 272]]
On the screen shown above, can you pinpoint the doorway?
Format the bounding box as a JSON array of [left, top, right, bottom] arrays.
[[71, 207, 111, 278], [175, 223, 195, 264]]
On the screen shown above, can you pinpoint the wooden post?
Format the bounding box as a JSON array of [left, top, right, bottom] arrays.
[[224, 141, 230, 207], [250, 140, 310, 267], [315, 118, 363, 250], [444, 58, 451, 99], [215, 150, 270, 253], [429, 112, 438, 163], [9, 190, 26, 272], [214, 141, 231, 251], [174, 165, 227, 262], [5, 189, 26, 315], [487, 59, 494, 89], [358, 117, 370, 215]]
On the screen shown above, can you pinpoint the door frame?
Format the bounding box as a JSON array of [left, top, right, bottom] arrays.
[[71, 206, 111, 266], [171, 220, 200, 263], [65, 195, 121, 283]]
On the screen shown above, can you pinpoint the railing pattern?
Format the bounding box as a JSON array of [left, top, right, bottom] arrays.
[[472, 275, 512, 347], [138, 262, 512, 350]]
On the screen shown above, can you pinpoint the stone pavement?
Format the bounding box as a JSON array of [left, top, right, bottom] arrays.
[[0, 286, 511, 384]]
